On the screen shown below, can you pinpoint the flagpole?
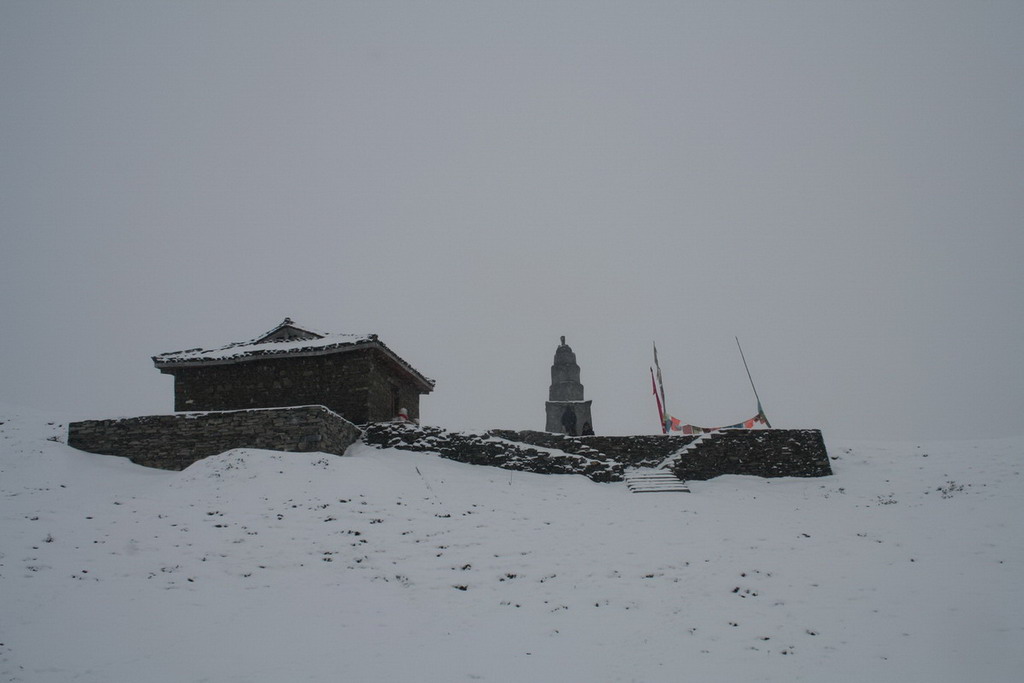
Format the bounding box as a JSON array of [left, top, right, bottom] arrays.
[[735, 336, 771, 428], [653, 342, 669, 432], [650, 366, 666, 434]]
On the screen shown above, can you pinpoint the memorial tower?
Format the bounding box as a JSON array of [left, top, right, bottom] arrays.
[[545, 336, 593, 435]]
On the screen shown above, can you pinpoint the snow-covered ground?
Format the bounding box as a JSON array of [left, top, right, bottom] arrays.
[[2, 406, 1022, 682]]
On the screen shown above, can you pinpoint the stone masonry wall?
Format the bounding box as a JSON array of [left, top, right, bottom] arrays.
[[362, 423, 625, 482], [68, 406, 361, 471], [670, 429, 831, 480], [164, 349, 422, 424], [364, 424, 830, 482], [365, 351, 424, 425], [490, 430, 698, 468]]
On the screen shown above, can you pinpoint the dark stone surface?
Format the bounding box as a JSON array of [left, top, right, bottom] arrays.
[[68, 406, 361, 471], [160, 347, 426, 425], [363, 424, 831, 482], [669, 429, 832, 480], [489, 430, 698, 468], [68, 405, 831, 482], [361, 423, 625, 482]]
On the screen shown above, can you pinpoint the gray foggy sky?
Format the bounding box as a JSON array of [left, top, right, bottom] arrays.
[[2, 1, 1022, 440]]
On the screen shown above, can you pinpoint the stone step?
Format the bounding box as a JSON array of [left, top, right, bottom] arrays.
[[622, 475, 679, 481], [653, 432, 716, 470], [629, 484, 686, 490], [628, 487, 691, 493], [627, 484, 691, 493], [624, 469, 690, 493]]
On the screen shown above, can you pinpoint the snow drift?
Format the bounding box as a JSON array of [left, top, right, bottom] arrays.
[[1, 407, 1022, 682]]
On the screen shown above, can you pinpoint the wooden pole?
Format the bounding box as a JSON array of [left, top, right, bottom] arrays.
[[653, 342, 669, 431], [735, 336, 771, 428]]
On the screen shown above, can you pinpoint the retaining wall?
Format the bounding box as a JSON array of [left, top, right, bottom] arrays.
[[361, 423, 625, 481], [67, 411, 830, 481], [670, 429, 832, 480], [67, 405, 361, 471], [363, 424, 831, 482], [489, 430, 699, 468]]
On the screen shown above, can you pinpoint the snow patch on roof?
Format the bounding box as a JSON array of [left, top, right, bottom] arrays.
[[152, 319, 434, 392], [153, 320, 376, 365]]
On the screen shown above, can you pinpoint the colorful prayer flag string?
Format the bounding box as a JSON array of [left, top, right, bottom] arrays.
[[664, 411, 769, 434]]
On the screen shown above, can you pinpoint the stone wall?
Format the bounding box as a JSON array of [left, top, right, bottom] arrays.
[[490, 429, 698, 468], [362, 423, 625, 482], [364, 424, 830, 482], [68, 406, 361, 471], [669, 429, 832, 480], [67, 409, 831, 481], [365, 352, 423, 425], [162, 348, 422, 424]]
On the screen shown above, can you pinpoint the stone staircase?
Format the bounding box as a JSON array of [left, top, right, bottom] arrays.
[[624, 468, 690, 493], [653, 432, 714, 469], [623, 432, 724, 493]]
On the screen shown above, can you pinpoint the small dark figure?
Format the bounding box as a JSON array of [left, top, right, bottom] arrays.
[[561, 406, 577, 436], [581, 421, 594, 436]]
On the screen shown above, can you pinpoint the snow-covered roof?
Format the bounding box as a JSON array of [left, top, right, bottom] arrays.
[[152, 319, 434, 392]]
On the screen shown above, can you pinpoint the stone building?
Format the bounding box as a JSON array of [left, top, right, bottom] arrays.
[[152, 318, 434, 424], [545, 336, 593, 435]]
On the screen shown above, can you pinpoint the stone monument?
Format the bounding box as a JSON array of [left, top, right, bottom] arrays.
[[545, 336, 594, 435]]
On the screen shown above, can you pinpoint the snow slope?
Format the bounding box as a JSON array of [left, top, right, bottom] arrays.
[[1, 407, 1022, 682]]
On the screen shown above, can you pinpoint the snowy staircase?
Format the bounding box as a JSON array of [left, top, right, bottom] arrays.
[[653, 432, 714, 470], [624, 468, 690, 493], [623, 433, 720, 493]]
